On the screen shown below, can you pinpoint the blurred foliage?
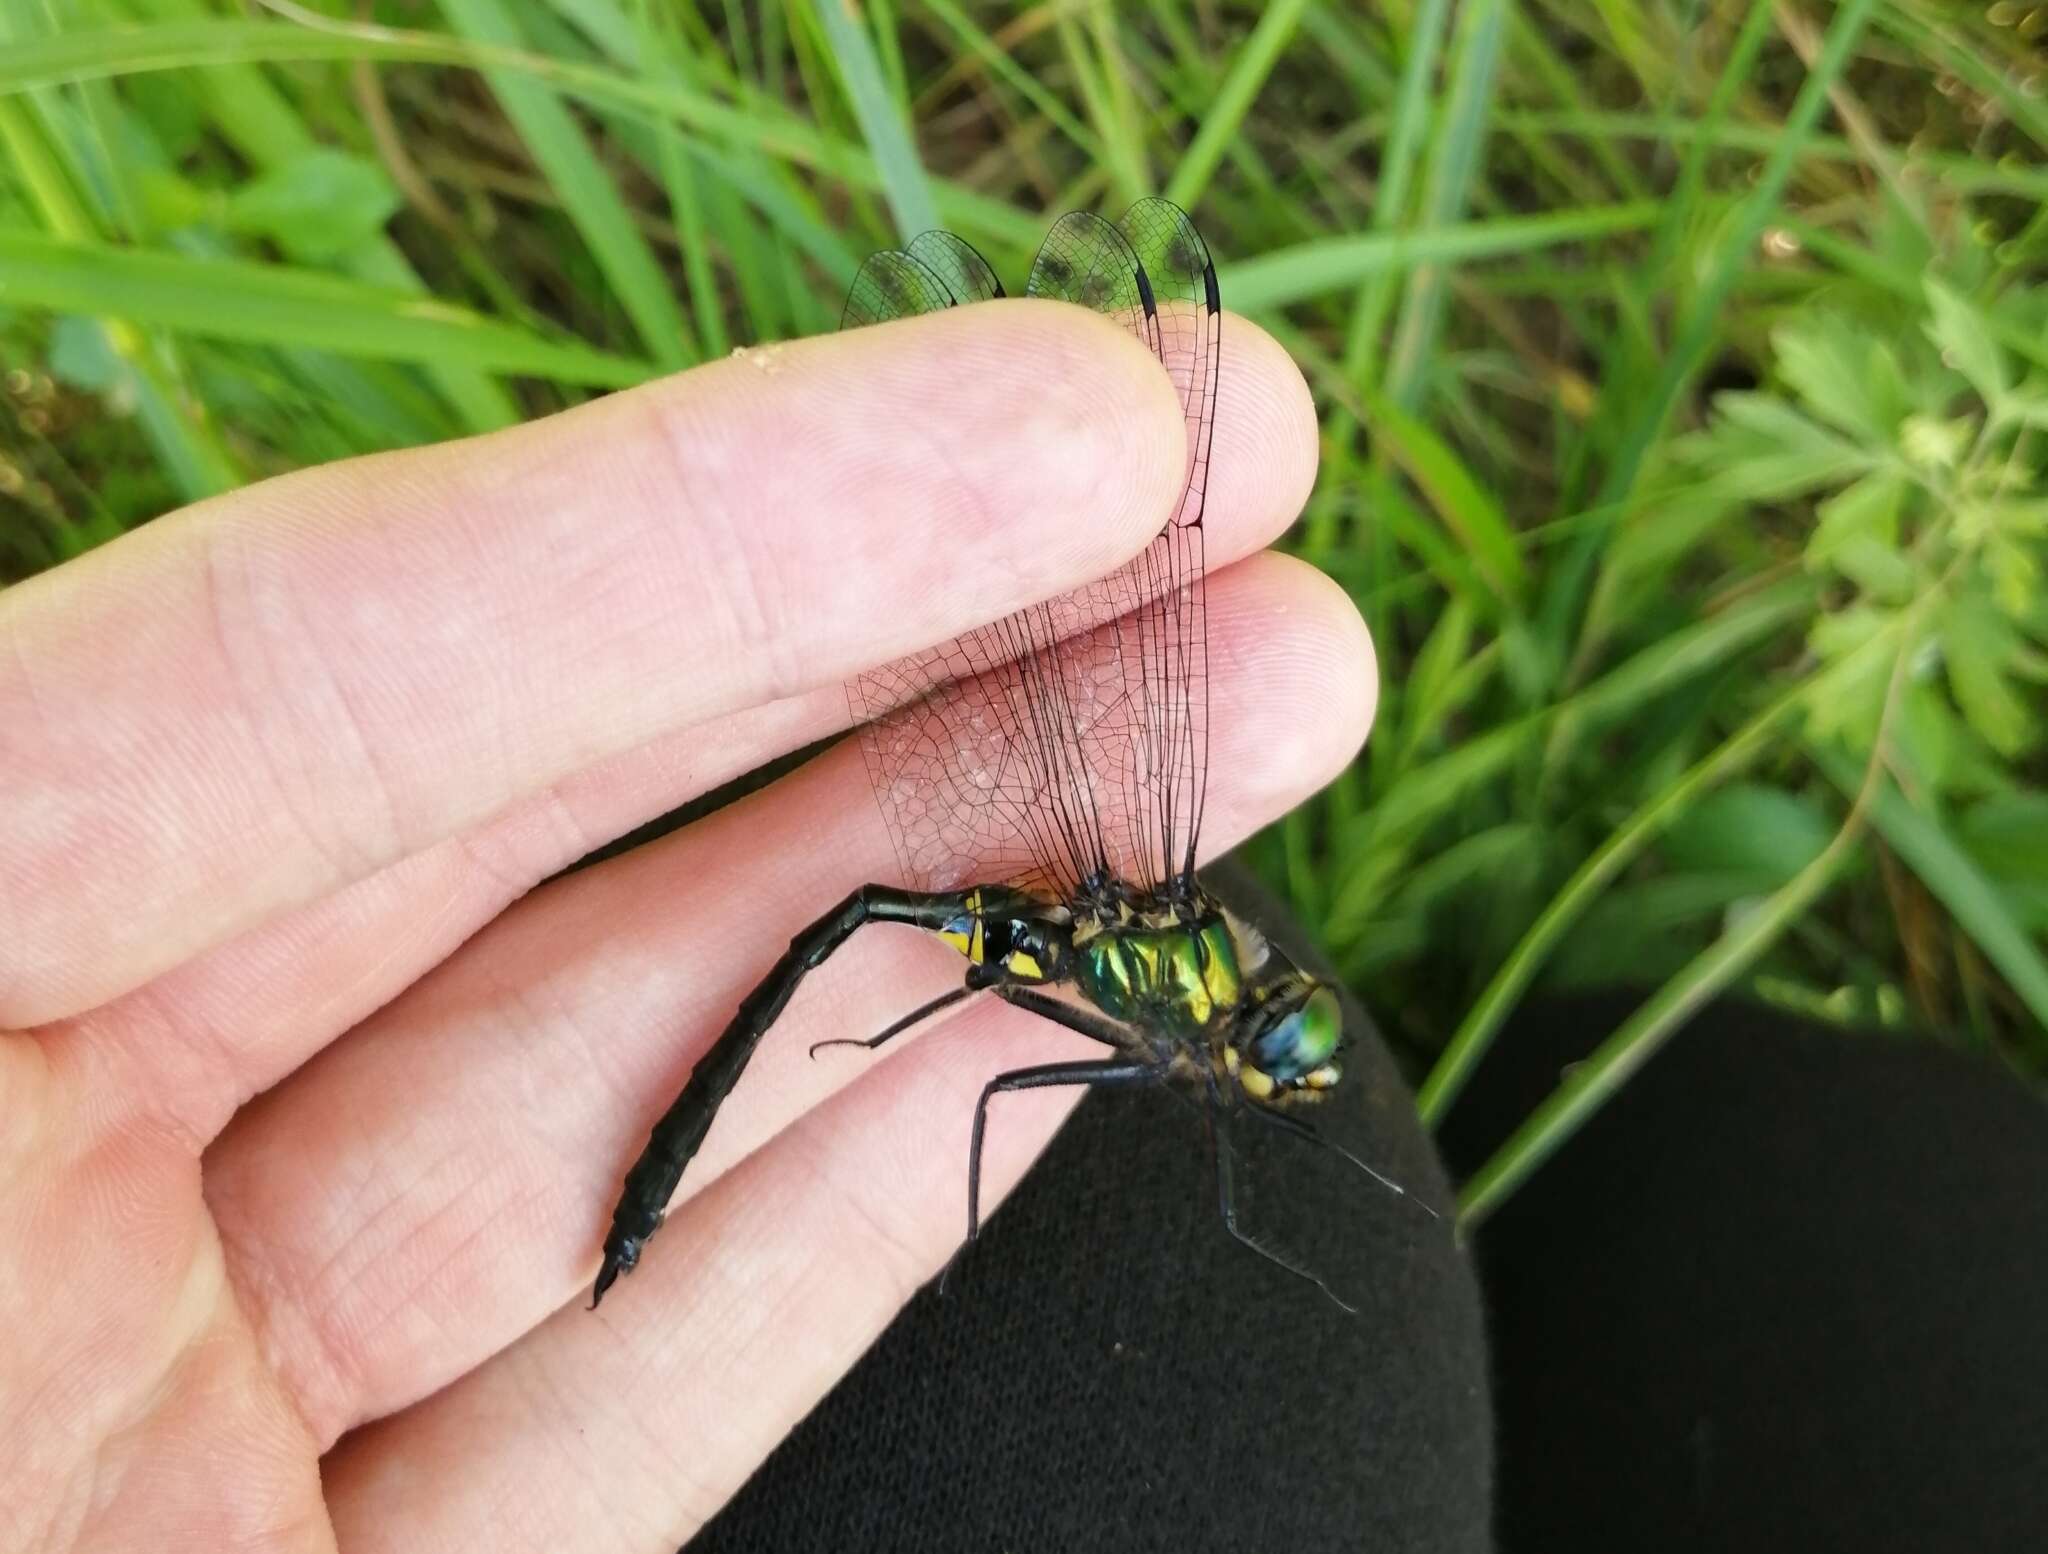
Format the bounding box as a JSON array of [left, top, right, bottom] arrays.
[[1, 0, 2043, 1220]]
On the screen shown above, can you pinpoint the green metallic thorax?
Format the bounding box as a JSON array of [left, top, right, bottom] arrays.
[[1073, 915, 1244, 1044]]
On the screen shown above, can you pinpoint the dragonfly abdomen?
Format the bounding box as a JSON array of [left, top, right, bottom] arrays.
[[936, 888, 1064, 984]]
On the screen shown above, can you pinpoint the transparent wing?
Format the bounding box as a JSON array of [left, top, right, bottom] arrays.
[[906, 229, 1004, 304], [842, 249, 952, 329], [1097, 198, 1217, 888], [844, 203, 1221, 903]]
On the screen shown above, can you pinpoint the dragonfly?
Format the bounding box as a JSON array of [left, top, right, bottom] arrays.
[[592, 199, 1424, 1314]]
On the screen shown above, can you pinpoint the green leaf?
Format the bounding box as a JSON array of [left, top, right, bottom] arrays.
[[1831, 536, 1917, 604], [1805, 606, 1894, 746], [1892, 683, 1959, 795], [1985, 532, 2043, 621], [2007, 383, 2048, 429], [1688, 392, 1876, 501], [1808, 470, 1905, 568], [222, 147, 399, 262], [1956, 793, 2048, 886], [1808, 603, 1889, 661], [1661, 784, 1834, 884], [133, 166, 211, 230], [1943, 593, 2034, 756], [1393, 822, 1544, 914], [1774, 316, 1906, 445], [0, 91, 242, 501], [1382, 0, 1509, 409], [1368, 581, 1813, 849], [47, 314, 121, 391], [1924, 279, 2007, 409]]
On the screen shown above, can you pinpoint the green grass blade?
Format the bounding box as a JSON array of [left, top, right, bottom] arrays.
[[122, 0, 517, 433], [1457, 795, 1869, 1229], [0, 231, 653, 385], [1501, 7, 1645, 201], [1360, 578, 1813, 847], [1362, 389, 1525, 606], [1164, 0, 1309, 211], [1084, 3, 1148, 205], [918, 0, 1102, 162], [1383, 0, 1508, 410], [1225, 201, 1658, 310], [1416, 640, 1893, 1128], [806, 0, 937, 238], [1488, 110, 2048, 204], [1812, 747, 2048, 1033], [1599, 0, 1773, 444], [1577, 0, 1879, 518], [0, 17, 1044, 254], [437, 0, 690, 369], [1317, 0, 1452, 729], [0, 92, 239, 500], [1340, 0, 1449, 396], [1052, 6, 1145, 206]]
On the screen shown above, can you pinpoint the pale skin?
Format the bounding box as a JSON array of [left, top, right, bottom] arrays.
[[0, 300, 1376, 1553]]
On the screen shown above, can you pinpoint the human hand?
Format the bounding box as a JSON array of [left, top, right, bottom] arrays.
[[1, 299, 1371, 1551]]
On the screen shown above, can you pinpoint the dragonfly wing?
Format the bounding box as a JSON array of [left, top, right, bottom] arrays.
[[841, 206, 1221, 902]]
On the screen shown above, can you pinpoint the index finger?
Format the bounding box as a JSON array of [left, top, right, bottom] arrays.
[[0, 301, 1187, 1027]]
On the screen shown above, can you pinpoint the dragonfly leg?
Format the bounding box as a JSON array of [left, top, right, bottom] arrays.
[[991, 984, 1131, 1048], [1238, 1101, 1437, 1219], [1211, 1104, 1360, 1315], [939, 1056, 1165, 1297], [808, 984, 977, 1060]]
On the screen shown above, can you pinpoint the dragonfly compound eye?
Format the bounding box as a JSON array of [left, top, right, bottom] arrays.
[[1247, 986, 1342, 1086]]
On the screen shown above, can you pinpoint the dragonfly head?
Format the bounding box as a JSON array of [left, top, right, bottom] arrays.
[[1226, 975, 1343, 1102]]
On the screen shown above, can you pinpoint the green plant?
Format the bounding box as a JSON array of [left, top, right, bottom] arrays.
[[2, 0, 2042, 1225]]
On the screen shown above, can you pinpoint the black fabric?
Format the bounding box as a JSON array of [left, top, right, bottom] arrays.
[[1439, 991, 2048, 1552], [691, 859, 1495, 1552], [677, 846, 2048, 1553]]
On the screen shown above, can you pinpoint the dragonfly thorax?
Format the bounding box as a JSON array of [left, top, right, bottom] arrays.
[[1072, 909, 1244, 1044], [1068, 907, 1345, 1103]]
